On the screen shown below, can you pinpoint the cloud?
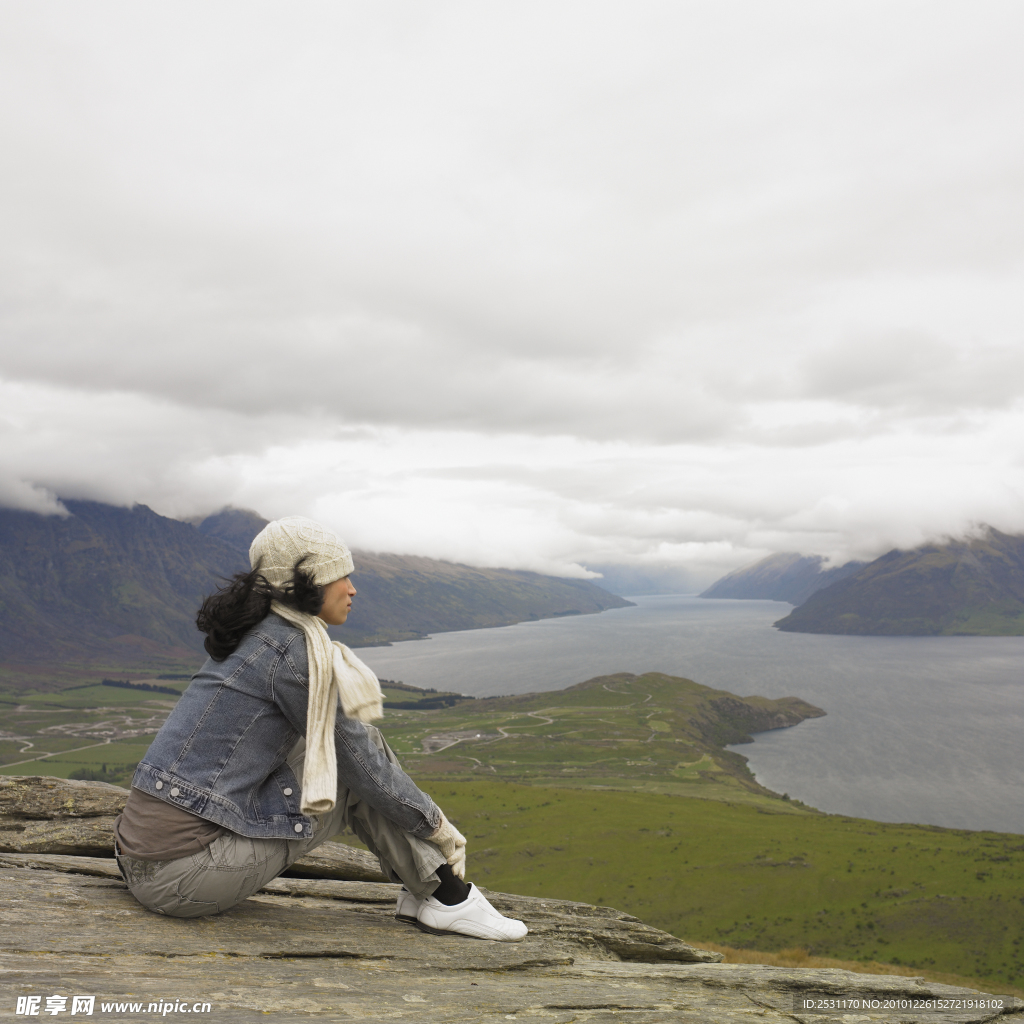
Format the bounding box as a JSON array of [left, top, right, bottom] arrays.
[[7, 376, 1024, 586], [1, 2, 1024, 581]]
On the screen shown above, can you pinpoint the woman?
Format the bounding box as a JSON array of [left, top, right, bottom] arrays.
[[113, 516, 526, 941]]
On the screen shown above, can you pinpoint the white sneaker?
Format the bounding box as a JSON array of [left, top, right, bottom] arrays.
[[415, 884, 528, 942], [395, 888, 422, 924]]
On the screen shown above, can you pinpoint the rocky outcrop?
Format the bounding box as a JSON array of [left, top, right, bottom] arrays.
[[0, 813, 121, 857], [0, 775, 388, 881], [0, 853, 721, 966], [1, 777, 1019, 1023], [0, 774, 130, 818], [0, 853, 1018, 1023]]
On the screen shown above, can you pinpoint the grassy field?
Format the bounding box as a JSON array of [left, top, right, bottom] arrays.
[[0, 681, 182, 782], [396, 779, 1024, 994], [0, 678, 467, 781], [0, 657, 199, 694], [2, 667, 1021, 993]]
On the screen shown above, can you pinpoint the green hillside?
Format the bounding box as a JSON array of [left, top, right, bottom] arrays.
[[775, 529, 1024, 636], [437, 781, 1024, 992], [380, 670, 825, 802]]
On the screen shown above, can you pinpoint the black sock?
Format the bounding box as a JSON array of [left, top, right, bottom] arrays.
[[430, 862, 471, 906]]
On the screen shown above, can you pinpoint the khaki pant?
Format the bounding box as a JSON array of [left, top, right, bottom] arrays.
[[116, 728, 446, 918]]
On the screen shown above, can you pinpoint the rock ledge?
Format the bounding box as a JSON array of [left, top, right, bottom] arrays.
[[2, 777, 1020, 1023]]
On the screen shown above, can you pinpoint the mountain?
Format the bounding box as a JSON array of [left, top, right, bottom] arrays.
[[194, 508, 633, 647], [700, 553, 865, 605], [774, 529, 1024, 635], [0, 500, 246, 667], [187, 506, 268, 553], [0, 501, 632, 674]]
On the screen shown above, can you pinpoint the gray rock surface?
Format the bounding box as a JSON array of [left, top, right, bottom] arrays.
[[0, 813, 121, 856], [285, 839, 389, 882], [1, 854, 1019, 1024], [0, 774, 130, 818], [0, 812, 388, 880], [0, 776, 388, 880], [2, 778, 1020, 1023]]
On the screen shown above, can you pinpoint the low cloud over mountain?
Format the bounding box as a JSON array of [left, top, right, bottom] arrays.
[[2, 5, 1024, 583]]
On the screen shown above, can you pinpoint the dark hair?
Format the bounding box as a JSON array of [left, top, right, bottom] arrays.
[[196, 557, 324, 661]]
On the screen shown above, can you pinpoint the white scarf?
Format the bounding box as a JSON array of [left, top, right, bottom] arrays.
[[270, 601, 384, 815]]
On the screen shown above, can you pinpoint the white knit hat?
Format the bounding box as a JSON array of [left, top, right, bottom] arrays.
[[249, 516, 354, 588]]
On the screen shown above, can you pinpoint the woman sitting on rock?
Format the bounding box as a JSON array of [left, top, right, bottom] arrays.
[[113, 516, 526, 940]]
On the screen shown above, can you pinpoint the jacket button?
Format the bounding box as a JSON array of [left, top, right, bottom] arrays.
[[294, 823, 303, 833], [155, 781, 163, 790], [170, 787, 180, 797], [283, 788, 293, 796]]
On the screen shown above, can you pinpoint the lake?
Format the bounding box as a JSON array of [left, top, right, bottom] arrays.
[[357, 595, 1024, 835]]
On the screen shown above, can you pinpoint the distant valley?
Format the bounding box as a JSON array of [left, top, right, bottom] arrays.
[[701, 528, 1024, 636], [701, 552, 865, 605], [0, 502, 630, 686]]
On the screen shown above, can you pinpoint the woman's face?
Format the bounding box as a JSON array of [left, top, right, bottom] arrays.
[[318, 576, 356, 626]]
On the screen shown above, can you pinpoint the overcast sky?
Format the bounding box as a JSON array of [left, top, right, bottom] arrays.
[[2, 2, 1022, 585]]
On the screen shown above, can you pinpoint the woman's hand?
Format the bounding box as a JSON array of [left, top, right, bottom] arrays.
[[428, 812, 467, 879]]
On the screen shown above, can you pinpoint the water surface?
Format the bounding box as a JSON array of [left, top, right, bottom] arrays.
[[357, 596, 1024, 834]]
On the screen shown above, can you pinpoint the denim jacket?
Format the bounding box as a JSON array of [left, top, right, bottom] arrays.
[[133, 613, 441, 841]]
